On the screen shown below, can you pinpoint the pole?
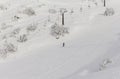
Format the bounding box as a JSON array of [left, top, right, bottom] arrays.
[[104, 0, 106, 7], [62, 13, 64, 25]]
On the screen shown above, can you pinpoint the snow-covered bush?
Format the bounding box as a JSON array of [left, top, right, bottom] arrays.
[[4, 43, 17, 53], [13, 15, 20, 21], [60, 8, 67, 14], [2, 35, 7, 40], [104, 8, 115, 16], [79, 7, 83, 12], [12, 28, 21, 35], [0, 48, 7, 58], [70, 9, 74, 14], [17, 34, 27, 43], [50, 23, 69, 39], [23, 7, 35, 16], [48, 9, 57, 14], [0, 43, 17, 58], [1, 23, 13, 30], [26, 24, 37, 33], [99, 59, 112, 71], [38, 4, 45, 8], [10, 28, 21, 37], [0, 5, 7, 10]]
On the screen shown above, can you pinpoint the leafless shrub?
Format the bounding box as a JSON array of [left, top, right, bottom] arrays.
[[104, 8, 115, 16], [23, 7, 36, 16], [50, 23, 69, 39], [17, 34, 28, 43]]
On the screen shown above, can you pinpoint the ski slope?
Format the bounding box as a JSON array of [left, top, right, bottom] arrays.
[[0, 0, 119, 79]]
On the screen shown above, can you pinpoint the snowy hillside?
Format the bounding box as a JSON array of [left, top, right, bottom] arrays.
[[0, 0, 119, 79]]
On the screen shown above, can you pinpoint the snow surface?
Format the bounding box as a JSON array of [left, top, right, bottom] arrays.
[[0, 0, 120, 79]]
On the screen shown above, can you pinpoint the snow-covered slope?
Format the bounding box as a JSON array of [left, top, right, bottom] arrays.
[[0, 0, 119, 79]]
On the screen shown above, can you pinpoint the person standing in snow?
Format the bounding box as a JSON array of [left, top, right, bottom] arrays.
[[62, 42, 65, 47]]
